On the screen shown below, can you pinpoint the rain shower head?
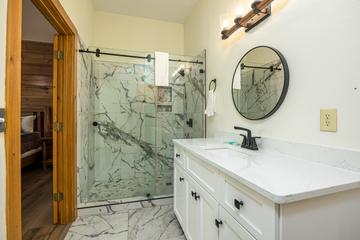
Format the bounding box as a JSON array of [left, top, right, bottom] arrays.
[[172, 66, 193, 82], [178, 68, 185, 77]]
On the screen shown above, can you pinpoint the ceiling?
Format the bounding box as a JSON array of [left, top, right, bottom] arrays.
[[92, 0, 199, 23]]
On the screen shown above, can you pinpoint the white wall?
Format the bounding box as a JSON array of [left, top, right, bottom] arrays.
[[59, 0, 94, 45], [185, 0, 360, 149], [92, 11, 185, 55], [0, 0, 8, 237]]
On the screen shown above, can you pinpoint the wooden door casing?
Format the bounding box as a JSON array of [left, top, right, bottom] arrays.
[[6, 0, 78, 238]]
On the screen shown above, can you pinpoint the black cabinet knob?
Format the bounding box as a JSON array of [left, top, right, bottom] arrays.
[[191, 191, 196, 197], [179, 177, 184, 182], [92, 121, 98, 127], [234, 199, 244, 210], [215, 219, 223, 228], [195, 193, 200, 200], [176, 153, 181, 158]]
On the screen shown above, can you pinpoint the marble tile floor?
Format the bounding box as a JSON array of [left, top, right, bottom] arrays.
[[65, 198, 186, 240], [87, 177, 173, 203]]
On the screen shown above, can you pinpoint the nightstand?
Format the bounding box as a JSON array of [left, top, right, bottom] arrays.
[[42, 137, 53, 169]]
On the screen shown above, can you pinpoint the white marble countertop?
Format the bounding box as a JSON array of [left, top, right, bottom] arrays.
[[173, 138, 360, 204]]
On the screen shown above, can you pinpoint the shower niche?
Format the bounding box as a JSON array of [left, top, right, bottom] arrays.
[[79, 48, 206, 205]]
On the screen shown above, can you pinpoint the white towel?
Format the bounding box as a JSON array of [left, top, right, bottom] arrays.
[[204, 90, 216, 117], [233, 66, 242, 90], [155, 51, 169, 86]]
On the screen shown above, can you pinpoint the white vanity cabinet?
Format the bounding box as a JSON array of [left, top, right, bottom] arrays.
[[218, 206, 256, 240], [174, 163, 218, 240], [174, 146, 277, 240], [174, 165, 187, 227], [174, 140, 360, 240]]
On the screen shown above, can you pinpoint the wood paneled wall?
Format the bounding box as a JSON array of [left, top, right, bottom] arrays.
[[21, 40, 53, 137], [21, 40, 53, 112]]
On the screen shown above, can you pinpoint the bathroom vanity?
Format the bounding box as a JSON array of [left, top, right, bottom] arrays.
[[173, 138, 360, 240]]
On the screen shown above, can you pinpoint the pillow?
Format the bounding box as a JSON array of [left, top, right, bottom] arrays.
[[21, 115, 36, 133]]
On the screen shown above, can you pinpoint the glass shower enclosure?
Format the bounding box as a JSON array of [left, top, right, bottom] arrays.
[[80, 48, 206, 204]]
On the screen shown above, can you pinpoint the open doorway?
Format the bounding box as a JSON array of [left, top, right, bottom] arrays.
[[5, 0, 78, 239], [20, 0, 67, 239]]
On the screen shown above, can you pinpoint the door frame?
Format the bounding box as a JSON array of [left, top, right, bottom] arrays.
[[5, 0, 78, 239]]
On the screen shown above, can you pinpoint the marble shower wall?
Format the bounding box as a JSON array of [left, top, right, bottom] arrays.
[[86, 50, 206, 203], [77, 39, 95, 205]]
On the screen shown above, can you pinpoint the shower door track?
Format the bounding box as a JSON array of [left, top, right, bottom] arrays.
[[79, 48, 204, 65], [80, 195, 174, 209]]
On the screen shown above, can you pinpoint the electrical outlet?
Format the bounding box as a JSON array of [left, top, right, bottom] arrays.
[[320, 109, 337, 132]]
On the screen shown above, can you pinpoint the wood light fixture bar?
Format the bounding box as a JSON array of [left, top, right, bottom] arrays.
[[221, 0, 274, 40]]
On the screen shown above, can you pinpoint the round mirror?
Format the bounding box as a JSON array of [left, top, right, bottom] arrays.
[[232, 46, 289, 120]]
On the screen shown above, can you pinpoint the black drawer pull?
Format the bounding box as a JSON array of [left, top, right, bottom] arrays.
[[234, 199, 244, 210], [179, 177, 184, 182], [191, 191, 196, 197], [215, 219, 223, 228], [195, 193, 200, 200], [176, 153, 181, 158]]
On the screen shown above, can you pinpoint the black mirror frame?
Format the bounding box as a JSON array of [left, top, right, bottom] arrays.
[[231, 46, 290, 120]]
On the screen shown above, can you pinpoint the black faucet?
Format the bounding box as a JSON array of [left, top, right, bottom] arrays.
[[234, 126, 261, 151]]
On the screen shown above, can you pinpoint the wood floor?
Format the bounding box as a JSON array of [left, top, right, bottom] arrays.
[[22, 165, 69, 240]]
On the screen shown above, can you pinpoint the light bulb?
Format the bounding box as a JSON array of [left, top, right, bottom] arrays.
[[236, 5, 245, 18], [222, 19, 230, 31]]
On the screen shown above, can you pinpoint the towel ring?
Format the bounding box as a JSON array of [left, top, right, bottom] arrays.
[[209, 79, 217, 91]]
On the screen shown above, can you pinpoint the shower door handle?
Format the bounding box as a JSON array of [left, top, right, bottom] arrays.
[[186, 118, 193, 128]]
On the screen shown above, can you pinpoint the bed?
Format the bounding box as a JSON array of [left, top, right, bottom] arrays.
[[21, 132, 43, 168], [21, 108, 52, 168]]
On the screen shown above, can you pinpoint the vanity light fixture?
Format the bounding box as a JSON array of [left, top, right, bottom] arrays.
[[221, 0, 274, 40]]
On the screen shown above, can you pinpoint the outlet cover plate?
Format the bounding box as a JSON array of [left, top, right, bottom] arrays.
[[320, 109, 337, 132]]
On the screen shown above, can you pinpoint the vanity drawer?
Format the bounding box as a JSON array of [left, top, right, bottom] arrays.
[[174, 146, 185, 167], [219, 206, 256, 240], [221, 176, 277, 240], [186, 152, 222, 200]]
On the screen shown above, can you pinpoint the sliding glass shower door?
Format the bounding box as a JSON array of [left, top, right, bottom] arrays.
[[88, 50, 157, 202], [83, 48, 206, 204]]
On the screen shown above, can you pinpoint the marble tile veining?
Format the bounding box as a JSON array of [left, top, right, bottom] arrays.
[[77, 38, 95, 205], [128, 205, 183, 240], [65, 199, 185, 240], [80, 50, 206, 205]]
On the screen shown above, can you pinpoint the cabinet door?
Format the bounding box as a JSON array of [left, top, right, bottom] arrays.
[[219, 207, 256, 240], [199, 185, 219, 240], [186, 178, 201, 240], [174, 165, 187, 228]]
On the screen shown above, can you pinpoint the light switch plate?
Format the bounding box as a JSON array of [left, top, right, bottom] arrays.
[[320, 109, 337, 132]]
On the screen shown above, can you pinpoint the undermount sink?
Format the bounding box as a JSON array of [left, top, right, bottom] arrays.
[[200, 146, 228, 150], [202, 147, 250, 159]]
